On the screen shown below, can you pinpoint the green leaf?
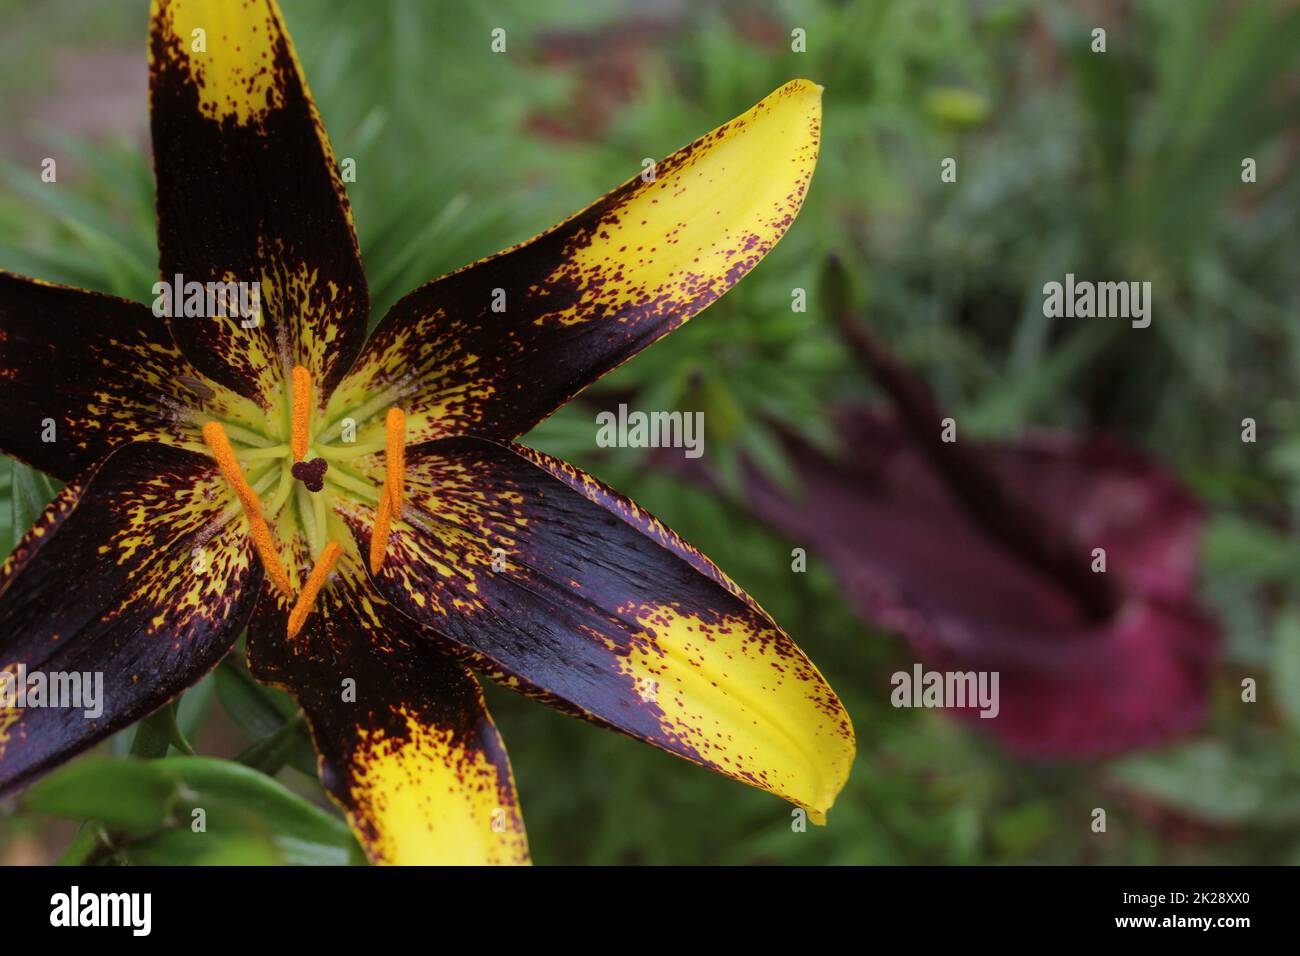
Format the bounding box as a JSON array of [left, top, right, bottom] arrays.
[[1274, 613, 1300, 733], [216, 655, 318, 777], [129, 701, 194, 757], [146, 758, 355, 855], [25, 758, 178, 836], [989, 801, 1057, 859], [236, 713, 312, 775], [124, 829, 285, 866], [9, 461, 55, 552], [1202, 517, 1300, 582], [922, 85, 990, 128], [29, 756, 361, 864], [966, 321, 1116, 436], [215, 655, 295, 738], [177, 672, 216, 743], [739, 420, 800, 499], [1110, 740, 1300, 826]]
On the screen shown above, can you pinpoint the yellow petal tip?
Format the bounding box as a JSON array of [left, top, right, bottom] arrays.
[[787, 78, 824, 97]]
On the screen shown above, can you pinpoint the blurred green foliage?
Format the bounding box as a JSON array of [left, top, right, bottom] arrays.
[[0, 0, 1298, 864]]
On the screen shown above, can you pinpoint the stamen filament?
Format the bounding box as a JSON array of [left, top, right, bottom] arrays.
[[240, 444, 292, 461], [316, 386, 403, 444], [314, 440, 387, 462], [385, 407, 406, 517], [202, 422, 292, 596], [325, 465, 381, 501], [187, 413, 272, 448], [291, 365, 312, 462], [369, 491, 393, 575], [287, 541, 342, 639]]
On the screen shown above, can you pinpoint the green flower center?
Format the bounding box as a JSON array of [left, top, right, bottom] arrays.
[[196, 365, 405, 636]]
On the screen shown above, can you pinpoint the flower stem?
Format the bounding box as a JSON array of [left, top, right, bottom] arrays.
[[56, 822, 114, 866]]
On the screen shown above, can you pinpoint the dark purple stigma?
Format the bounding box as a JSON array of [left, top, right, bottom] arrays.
[[291, 457, 328, 493]]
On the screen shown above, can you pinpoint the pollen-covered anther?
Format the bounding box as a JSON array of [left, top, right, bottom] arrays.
[[287, 541, 343, 639], [368, 406, 406, 574], [201, 421, 292, 596], [369, 489, 393, 575], [291, 365, 312, 462], [385, 406, 406, 517]]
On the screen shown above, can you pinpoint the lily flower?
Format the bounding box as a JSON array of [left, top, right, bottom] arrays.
[[736, 313, 1218, 759], [0, 0, 853, 864]]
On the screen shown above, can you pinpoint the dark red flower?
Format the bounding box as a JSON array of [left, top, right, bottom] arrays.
[[740, 316, 1219, 759]]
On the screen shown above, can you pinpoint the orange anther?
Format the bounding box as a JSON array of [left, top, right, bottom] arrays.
[[201, 421, 291, 596], [246, 510, 293, 597], [291, 365, 312, 462], [369, 490, 393, 575], [202, 421, 259, 515], [366, 405, 407, 573], [385, 406, 406, 517], [287, 541, 342, 639]]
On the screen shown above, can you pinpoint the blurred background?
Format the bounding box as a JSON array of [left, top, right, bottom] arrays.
[[1, 0, 1299, 864]]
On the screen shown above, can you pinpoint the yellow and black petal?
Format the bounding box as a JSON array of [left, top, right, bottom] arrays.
[[247, 549, 529, 865], [149, 0, 368, 406], [349, 436, 855, 821], [328, 79, 822, 446], [0, 442, 260, 795], [0, 271, 257, 482]]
